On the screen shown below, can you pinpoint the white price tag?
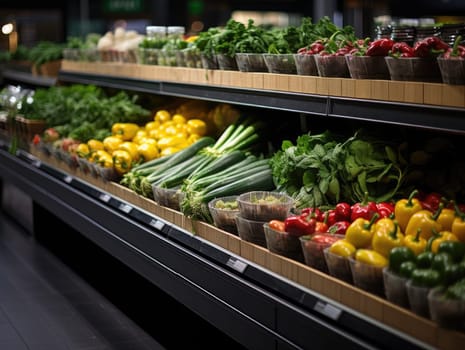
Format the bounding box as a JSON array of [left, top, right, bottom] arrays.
[[149, 219, 165, 230], [313, 300, 342, 320], [119, 203, 133, 214], [99, 193, 111, 203], [32, 160, 42, 168], [226, 257, 248, 273], [63, 175, 73, 183]]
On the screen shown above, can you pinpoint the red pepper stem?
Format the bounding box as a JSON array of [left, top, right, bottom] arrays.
[[452, 35, 462, 56]]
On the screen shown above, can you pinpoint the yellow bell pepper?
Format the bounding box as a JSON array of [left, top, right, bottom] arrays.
[[154, 109, 171, 123], [112, 149, 132, 175], [394, 189, 423, 232], [452, 213, 465, 243], [345, 213, 379, 249], [355, 249, 388, 267], [437, 207, 456, 232], [132, 130, 148, 144], [137, 142, 159, 162], [76, 143, 90, 158], [329, 239, 356, 257], [429, 230, 459, 254], [117, 141, 140, 162], [186, 119, 207, 136], [87, 139, 104, 152], [371, 218, 404, 258], [103, 136, 123, 154], [92, 150, 113, 168], [404, 204, 443, 240], [111, 123, 140, 141], [403, 228, 427, 256]]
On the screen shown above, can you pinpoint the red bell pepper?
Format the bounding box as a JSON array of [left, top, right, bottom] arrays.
[[315, 221, 329, 233], [301, 207, 324, 222], [311, 233, 340, 245], [413, 36, 449, 58], [328, 221, 350, 235], [390, 42, 415, 57], [421, 192, 443, 212], [351, 192, 379, 222], [335, 202, 351, 221], [366, 38, 394, 56], [284, 215, 316, 237], [376, 201, 395, 219]]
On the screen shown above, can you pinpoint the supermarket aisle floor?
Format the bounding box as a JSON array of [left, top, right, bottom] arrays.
[[0, 209, 165, 350]]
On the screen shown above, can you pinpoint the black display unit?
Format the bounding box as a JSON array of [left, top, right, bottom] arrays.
[[2, 67, 462, 349]]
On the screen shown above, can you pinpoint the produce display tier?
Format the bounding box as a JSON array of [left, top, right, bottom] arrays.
[[0, 143, 439, 350], [58, 61, 465, 135]]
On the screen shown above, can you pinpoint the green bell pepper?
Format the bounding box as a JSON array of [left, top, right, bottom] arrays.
[[389, 246, 416, 274], [437, 240, 465, 263], [416, 251, 435, 269], [410, 268, 442, 288], [399, 260, 417, 278]]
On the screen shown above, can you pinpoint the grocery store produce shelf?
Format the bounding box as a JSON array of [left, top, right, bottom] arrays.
[[0, 143, 437, 350], [57, 61, 465, 135]]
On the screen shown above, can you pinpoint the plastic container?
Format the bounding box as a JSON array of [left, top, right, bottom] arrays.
[[437, 57, 465, 85], [314, 54, 350, 78], [349, 258, 385, 297], [323, 248, 353, 284], [263, 54, 297, 74], [406, 280, 431, 318], [216, 54, 238, 71], [345, 55, 390, 80], [382, 268, 410, 308], [234, 215, 267, 247], [428, 287, 465, 331], [200, 53, 218, 69], [300, 234, 343, 273], [152, 185, 182, 210], [293, 53, 318, 76], [208, 196, 239, 234], [237, 191, 294, 222], [235, 53, 268, 72], [263, 223, 304, 262], [385, 57, 442, 82]]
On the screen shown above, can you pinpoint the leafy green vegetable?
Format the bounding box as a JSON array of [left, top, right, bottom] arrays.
[[270, 130, 405, 209]]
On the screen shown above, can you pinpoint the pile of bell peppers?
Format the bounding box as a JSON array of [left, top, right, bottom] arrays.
[[388, 36, 450, 58]]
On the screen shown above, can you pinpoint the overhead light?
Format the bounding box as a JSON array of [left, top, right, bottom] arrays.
[[2, 23, 14, 35]]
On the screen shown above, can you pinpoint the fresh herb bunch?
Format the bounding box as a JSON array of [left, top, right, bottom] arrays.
[[28, 41, 65, 68], [270, 130, 405, 209]]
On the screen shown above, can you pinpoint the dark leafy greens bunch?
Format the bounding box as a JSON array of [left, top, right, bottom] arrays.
[[270, 130, 405, 209], [21, 84, 150, 141]]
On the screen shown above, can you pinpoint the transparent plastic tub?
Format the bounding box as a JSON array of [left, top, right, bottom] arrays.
[[437, 56, 465, 85], [235, 215, 267, 247], [237, 191, 294, 222], [294, 53, 318, 76], [264, 223, 304, 262], [323, 248, 353, 284], [208, 196, 239, 234], [345, 55, 390, 80], [315, 54, 350, 78], [349, 257, 385, 297], [263, 54, 297, 74], [383, 267, 410, 308], [235, 53, 268, 72], [385, 57, 442, 82]]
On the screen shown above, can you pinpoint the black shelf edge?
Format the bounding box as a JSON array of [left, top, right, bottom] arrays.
[[2, 68, 57, 87], [328, 96, 465, 134]]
